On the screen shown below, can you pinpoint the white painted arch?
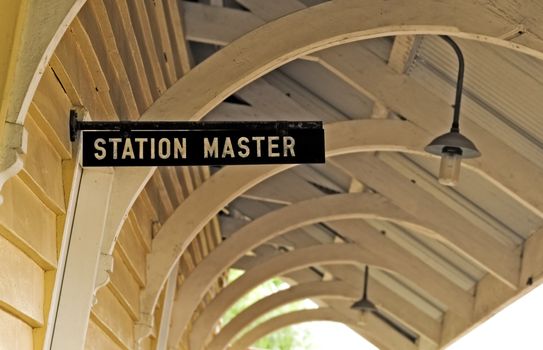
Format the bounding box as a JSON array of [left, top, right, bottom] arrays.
[[229, 307, 417, 350], [207, 280, 439, 350], [168, 191, 476, 347], [132, 0, 543, 329], [187, 242, 460, 350], [142, 119, 433, 317], [142, 117, 529, 324]]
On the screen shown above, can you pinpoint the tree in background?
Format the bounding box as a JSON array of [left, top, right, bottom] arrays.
[[222, 269, 312, 350]]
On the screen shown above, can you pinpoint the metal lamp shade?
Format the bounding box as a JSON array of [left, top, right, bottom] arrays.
[[424, 131, 481, 159], [351, 297, 378, 313]]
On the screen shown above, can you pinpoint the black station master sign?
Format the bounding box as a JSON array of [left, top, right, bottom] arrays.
[[76, 120, 325, 167]]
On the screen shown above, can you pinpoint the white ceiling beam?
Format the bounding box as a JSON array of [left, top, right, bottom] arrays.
[[181, 1, 543, 222], [230, 308, 417, 350], [182, 1, 263, 46], [188, 243, 424, 350], [388, 35, 422, 74], [169, 192, 473, 347], [331, 154, 519, 288], [142, 118, 532, 338], [315, 44, 543, 219], [140, 119, 433, 324], [136, 1, 543, 343], [207, 280, 437, 350]]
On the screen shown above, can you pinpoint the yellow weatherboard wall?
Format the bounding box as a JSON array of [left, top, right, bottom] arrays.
[[0, 0, 27, 133], [0, 0, 219, 349]]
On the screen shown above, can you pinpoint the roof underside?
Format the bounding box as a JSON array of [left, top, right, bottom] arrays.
[[179, 0, 543, 348]]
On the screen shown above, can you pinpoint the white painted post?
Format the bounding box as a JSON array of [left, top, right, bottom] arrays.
[[156, 264, 180, 350], [48, 166, 115, 350]]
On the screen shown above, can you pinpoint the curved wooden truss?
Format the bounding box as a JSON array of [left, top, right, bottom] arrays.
[[206, 279, 437, 350], [187, 241, 472, 350], [136, 2, 543, 336], [169, 191, 480, 347], [229, 308, 417, 350], [141, 111, 542, 325]]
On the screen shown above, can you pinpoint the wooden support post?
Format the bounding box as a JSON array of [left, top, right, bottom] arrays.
[[155, 264, 179, 350], [48, 165, 114, 350]]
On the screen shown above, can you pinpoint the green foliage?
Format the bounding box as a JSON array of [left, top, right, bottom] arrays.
[[222, 269, 312, 350]]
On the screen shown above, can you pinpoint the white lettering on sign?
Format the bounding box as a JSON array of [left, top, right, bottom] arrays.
[[158, 139, 170, 159], [222, 138, 235, 158], [109, 138, 122, 159], [204, 137, 219, 158], [174, 138, 187, 159], [94, 139, 107, 160], [284, 136, 295, 157], [122, 138, 135, 159], [238, 137, 250, 158], [91, 136, 297, 161], [94, 137, 188, 161], [201, 136, 296, 159], [135, 138, 147, 158], [268, 136, 279, 157], [253, 136, 265, 157]]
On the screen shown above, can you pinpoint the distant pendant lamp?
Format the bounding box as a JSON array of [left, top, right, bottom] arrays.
[[425, 35, 480, 186], [351, 266, 377, 313]]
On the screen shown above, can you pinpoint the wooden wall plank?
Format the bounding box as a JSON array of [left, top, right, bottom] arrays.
[[78, 0, 139, 120], [146, 174, 174, 224], [144, 0, 177, 86], [126, 0, 167, 99], [85, 319, 124, 350], [139, 336, 153, 350], [158, 167, 183, 208], [0, 235, 44, 327], [127, 212, 151, 255], [69, 17, 118, 119], [163, 0, 193, 76], [19, 115, 65, 214], [30, 67, 72, 158], [54, 23, 111, 121], [0, 176, 57, 269], [109, 250, 141, 320], [103, 0, 154, 112], [131, 196, 155, 250], [179, 167, 195, 195], [92, 287, 134, 349], [0, 309, 33, 350], [117, 221, 147, 287]]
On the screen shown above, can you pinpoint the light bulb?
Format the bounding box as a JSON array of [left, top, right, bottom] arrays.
[[438, 149, 462, 186]]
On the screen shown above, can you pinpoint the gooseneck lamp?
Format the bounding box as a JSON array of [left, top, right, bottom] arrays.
[[424, 35, 481, 186], [351, 266, 377, 313]]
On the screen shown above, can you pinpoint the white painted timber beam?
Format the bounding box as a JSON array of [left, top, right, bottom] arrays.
[[95, 167, 154, 290], [187, 243, 455, 350], [387, 35, 422, 74], [48, 166, 115, 350], [207, 280, 438, 350], [144, 0, 543, 124], [155, 264, 179, 350], [140, 119, 433, 323], [314, 44, 543, 219], [168, 192, 473, 347], [182, 1, 543, 221], [128, 0, 543, 341], [141, 118, 534, 338], [229, 308, 417, 350], [331, 154, 520, 287]]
